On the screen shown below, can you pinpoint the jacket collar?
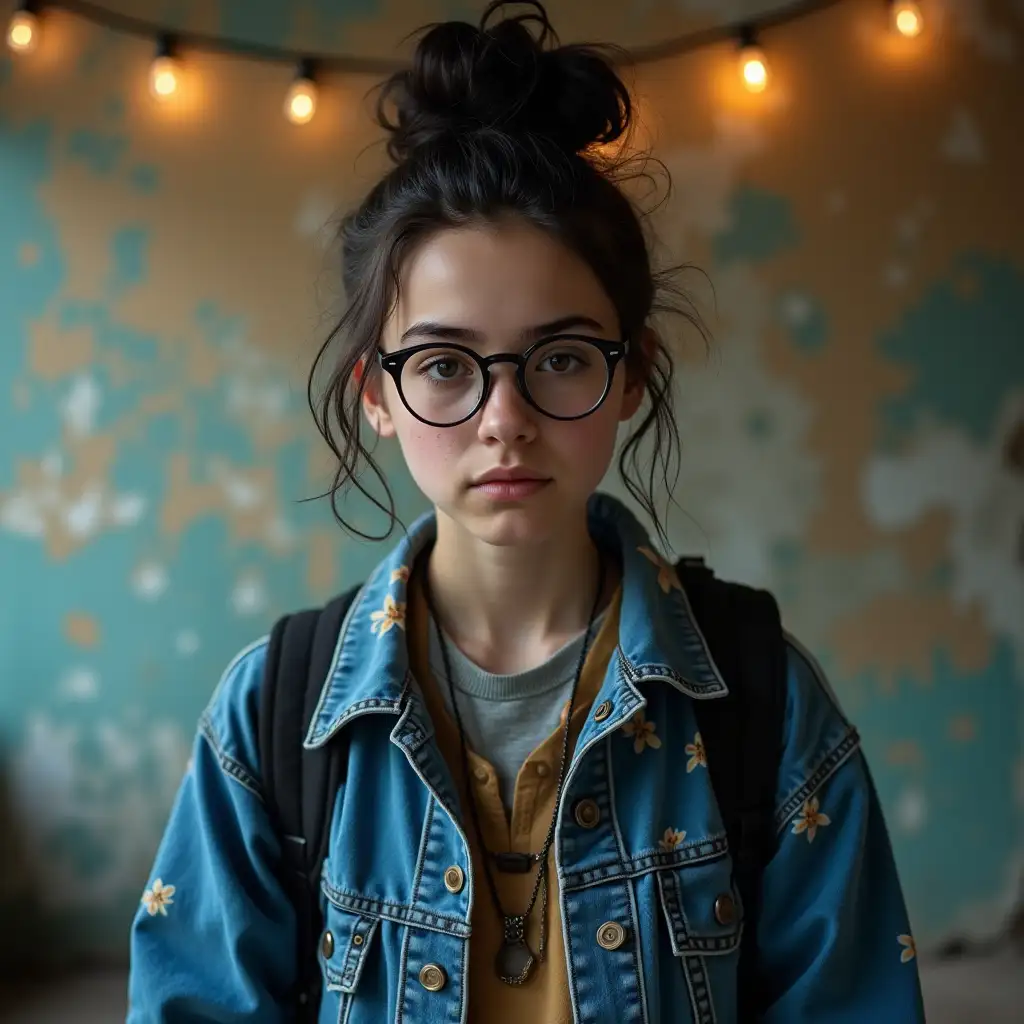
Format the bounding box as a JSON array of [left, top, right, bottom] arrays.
[[305, 492, 727, 749]]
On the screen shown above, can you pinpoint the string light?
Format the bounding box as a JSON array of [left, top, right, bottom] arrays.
[[890, 0, 924, 37], [149, 35, 181, 101], [284, 59, 318, 125], [6, 0, 40, 54], [2, 1, 927, 122], [738, 25, 769, 94]]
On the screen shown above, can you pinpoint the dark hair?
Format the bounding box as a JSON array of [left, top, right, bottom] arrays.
[[309, 0, 707, 546]]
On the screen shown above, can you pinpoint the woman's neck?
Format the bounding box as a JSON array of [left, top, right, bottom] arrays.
[[423, 510, 616, 675]]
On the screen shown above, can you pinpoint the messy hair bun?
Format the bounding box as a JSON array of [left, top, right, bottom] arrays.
[[376, 0, 632, 163]]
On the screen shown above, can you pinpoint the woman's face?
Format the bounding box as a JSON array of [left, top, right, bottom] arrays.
[[363, 218, 646, 549]]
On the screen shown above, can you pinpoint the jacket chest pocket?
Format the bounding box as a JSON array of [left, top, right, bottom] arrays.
[[656, 855, 743, 1024], [318, 899, 379, 1024]]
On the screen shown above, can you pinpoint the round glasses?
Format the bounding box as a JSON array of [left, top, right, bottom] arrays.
[[377, 335, 628, 428]]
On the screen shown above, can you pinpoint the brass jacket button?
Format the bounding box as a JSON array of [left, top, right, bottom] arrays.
[[443, 865, 465, 893], [714, 893, 737, 926], [596, 921, 627, 950], [419, 963, 447, 992], [594, 700, 613, 722], [320, 930, 334, 959], [573, 798, 601, 829]]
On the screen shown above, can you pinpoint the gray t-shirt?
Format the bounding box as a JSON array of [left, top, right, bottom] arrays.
[[426, 610, 608, 812]]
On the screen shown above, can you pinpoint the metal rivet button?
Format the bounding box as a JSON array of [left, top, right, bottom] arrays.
[[419, 963, 447, 992], [444, 865, 465, 893], [714, 893, 736, 926], [573, 798, 601, 829], [594, 700, 613, 722], [596, 921, 627, 950], [320, 930, 334, 959], [352, 933, 364, 946], [473, 766, 489, 783]]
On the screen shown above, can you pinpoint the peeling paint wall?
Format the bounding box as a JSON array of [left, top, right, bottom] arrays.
[[0, 0, 1021, 966]]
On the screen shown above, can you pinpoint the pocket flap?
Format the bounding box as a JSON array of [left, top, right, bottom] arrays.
[[656, 856, 743, 957], [320, 900, 379, 994]]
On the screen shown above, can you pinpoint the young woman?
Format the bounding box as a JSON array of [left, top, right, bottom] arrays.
[[129, 3, 926, 1021]]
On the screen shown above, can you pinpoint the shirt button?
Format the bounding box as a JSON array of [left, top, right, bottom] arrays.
[[596, 921, 628, 950], [594, 700, 613, 722], [714, 893, 737, 926], [473, 766, 489, 783], [573, 798, 601, 829], [419, 963, 448, 992], [320, 930, 334, 959], [443, 865, 465, 893], [535, 762, 551, 777]]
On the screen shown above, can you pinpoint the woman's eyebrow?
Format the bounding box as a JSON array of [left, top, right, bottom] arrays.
[[399, 314, 606, 346]]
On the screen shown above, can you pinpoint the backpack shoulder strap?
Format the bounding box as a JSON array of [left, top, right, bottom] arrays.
[[676, 557, 787, 1020], [258, 584, 361, 1019]]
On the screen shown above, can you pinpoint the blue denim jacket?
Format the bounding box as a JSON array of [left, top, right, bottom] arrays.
[[129, 493, 926, 1022]]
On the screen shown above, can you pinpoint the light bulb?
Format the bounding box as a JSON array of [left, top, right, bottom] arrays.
[[740, 45, 769, 93], [891, 0, 924, 38], [285, 79, 317, 124], [149, 36, 181, 101], [6, 9, 40, 54], [285, 61, 318, 125]]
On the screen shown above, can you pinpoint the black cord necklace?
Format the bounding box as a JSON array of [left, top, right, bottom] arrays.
[[423, 548, 607, 986]]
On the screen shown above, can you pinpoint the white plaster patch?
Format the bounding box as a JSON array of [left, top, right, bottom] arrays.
[[232, 573, 268, 616], [60, 374, 102, 437], [58, 667, 99, 701], [941, 105, 985, 165], [863, 393, 1024, 666], [175, 629, 199, 656], [894, 785, 929, 834], [132, 561, 168, 600]]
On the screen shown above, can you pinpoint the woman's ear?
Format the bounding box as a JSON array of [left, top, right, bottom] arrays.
[[359, 356, 397, 438], [619, 326, 657, 422]]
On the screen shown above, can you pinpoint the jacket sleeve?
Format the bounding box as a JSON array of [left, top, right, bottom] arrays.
[[128, 640, 296, 1023], [756, 636, 926, 1022]]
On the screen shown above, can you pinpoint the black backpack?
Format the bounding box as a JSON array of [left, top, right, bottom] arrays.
[[257, 559, 787, 1022]]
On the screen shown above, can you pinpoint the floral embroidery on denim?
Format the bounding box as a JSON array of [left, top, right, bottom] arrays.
[[685, 732, 707, 773], [637, 546, 682, 593], [791, 796, 831, 843], [371, 594, 406, 636], [622, 710, 662, 753], [898, 934, 916, 963], [142, 879, 176, 917], [659, 827, 687, 851], [390, 566, 410, 585]]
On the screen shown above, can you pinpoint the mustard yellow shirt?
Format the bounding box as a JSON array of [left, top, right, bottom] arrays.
[[407, 562, 623, 1024]]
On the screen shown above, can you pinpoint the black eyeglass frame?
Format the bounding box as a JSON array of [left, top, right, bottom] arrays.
[[376, 335, 629, 428]]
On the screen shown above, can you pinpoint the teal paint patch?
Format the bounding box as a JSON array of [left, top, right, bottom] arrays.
[[0, 115, 64, 470], [218, 0, 293, 48], [108, 226, 149, 295], [103, 96, 125, 123], [778, 289, 829, 351], [129, 164, 160, 193], [855, 640, 1021, 943], [880, 253, 1024, 446], [713, 185, 799, 265], [68, 130, 128, 177]]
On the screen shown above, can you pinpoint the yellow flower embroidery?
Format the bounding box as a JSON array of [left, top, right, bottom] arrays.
[[390, 566, 410, 584], [370, 594, 406, 636], [621, 711, 663, 754], [791, 796, 832, 843], [685, 732, 707, 773], [897, 934, 916, 963], [659, 827, 687, 852], [142, 879, 176, 917], [637, 546, 682, 593]]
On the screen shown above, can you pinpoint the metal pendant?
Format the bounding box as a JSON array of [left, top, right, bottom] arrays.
[[496, 915, 535, 985]]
